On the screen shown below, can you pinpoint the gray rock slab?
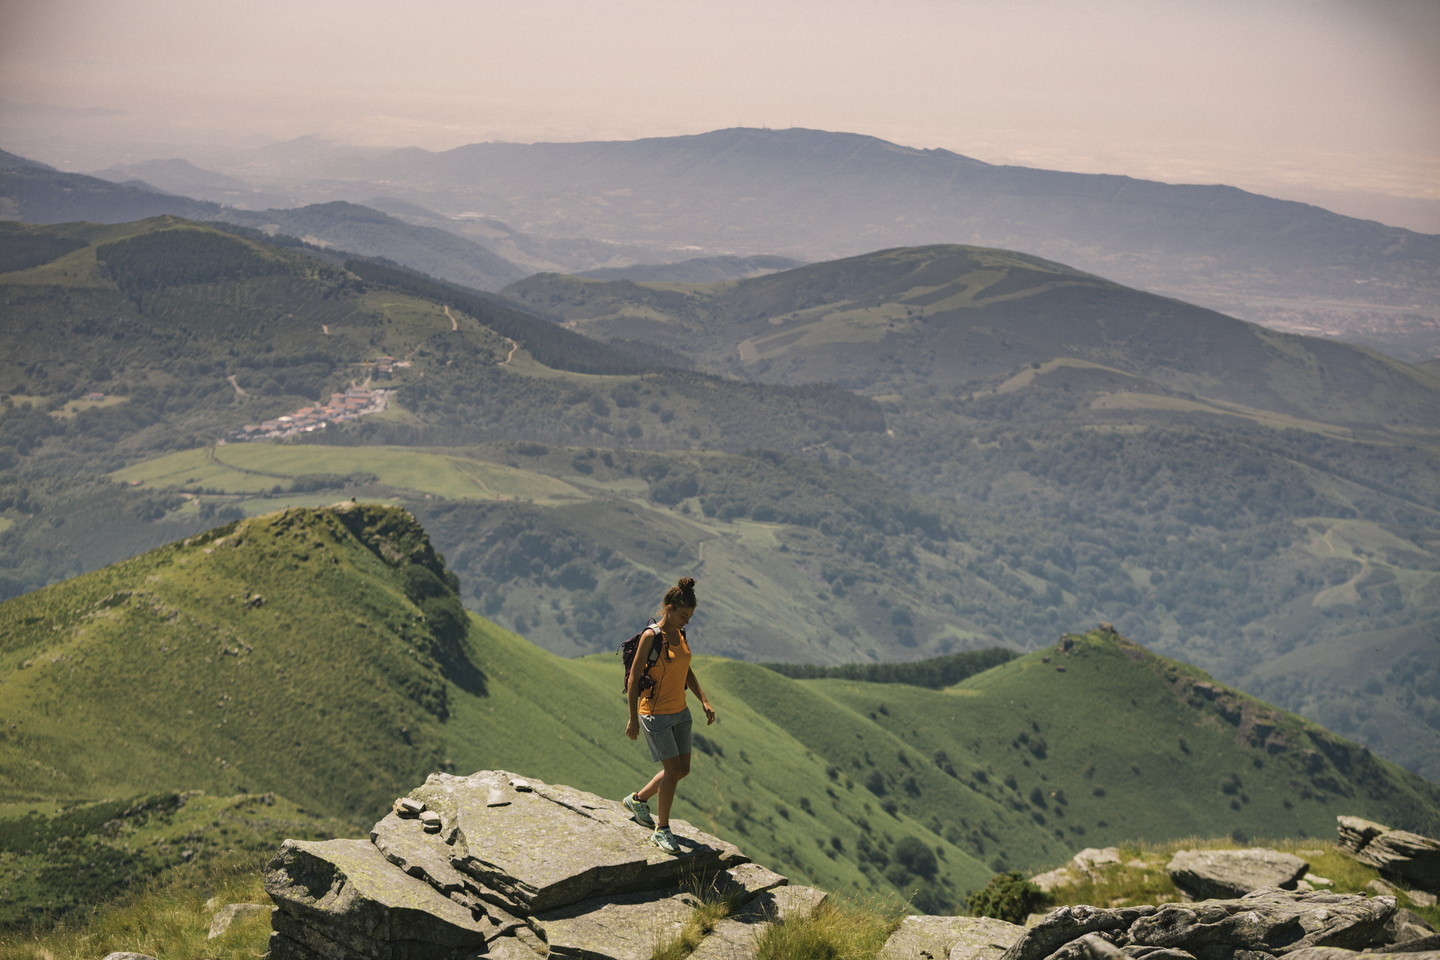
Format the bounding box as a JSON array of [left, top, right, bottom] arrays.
[[264, 838, 493, 951], [1076, 849, 1124, 873], [537, 888, 701, 960], [1379, 908, 1436, 946], [270, 909, 498, 960], [1337, 818, 1440, 893], [443, 770, 745, 912], [1003, 904, 1158, 960], [1126, 889, 1396, 956], [208, 902, 272, 938], [1032, 868, 1079, 893], [100, 955, 159, 960], [951, 918, 1030, 960], [1168, 850, 1310, 901], [370, 809, 527, 926], [878, 915, 1025, 960], [710, 863, 788, 904]]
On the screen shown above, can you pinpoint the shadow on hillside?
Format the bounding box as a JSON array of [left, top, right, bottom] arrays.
[[443, 646, 489, 697]]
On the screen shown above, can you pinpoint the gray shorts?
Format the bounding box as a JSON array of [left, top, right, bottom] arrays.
[[640, 708, 692, 762]]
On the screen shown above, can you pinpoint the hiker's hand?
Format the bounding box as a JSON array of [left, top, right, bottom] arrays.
[[626, 717, 639, 740], [701, 701, 715, 725]]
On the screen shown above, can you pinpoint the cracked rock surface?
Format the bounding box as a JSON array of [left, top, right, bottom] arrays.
[[999, 890, 1399, 960], [264, 770, 765, 959]]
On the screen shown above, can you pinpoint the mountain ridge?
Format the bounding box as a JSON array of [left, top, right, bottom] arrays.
[[502, 244, 1440, 429], [2, 504, 1436, 919]]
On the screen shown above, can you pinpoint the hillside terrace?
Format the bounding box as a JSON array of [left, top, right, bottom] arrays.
[[220, 386, 391, 443]]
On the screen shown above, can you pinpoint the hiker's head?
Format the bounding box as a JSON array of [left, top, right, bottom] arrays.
[[658, 577, 697, 620]]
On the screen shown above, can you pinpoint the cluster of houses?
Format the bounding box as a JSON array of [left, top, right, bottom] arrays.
[[221, 386, 390, 443]]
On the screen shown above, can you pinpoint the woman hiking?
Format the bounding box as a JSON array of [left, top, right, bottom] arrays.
[[622, 577, 716, 852]]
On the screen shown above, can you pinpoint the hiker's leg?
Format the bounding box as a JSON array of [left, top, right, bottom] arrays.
[[636, 768, 666, 802], [655, 753, 691, 827]]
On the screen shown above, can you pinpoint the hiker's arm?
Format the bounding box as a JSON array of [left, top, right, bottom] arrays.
[[625, 630, 656, 740], [686, 669, 715, 725]]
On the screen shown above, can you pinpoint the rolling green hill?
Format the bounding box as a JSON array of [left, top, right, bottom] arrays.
[[500, 245, 1440, 429], [2, 219, 1438, 784], [2, 505, 1436, 928]]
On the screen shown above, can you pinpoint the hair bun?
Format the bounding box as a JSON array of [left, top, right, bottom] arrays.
[[678, 577, 696, 589]]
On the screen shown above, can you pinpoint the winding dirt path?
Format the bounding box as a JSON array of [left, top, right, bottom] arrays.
[[443, 306, 458, 331], [227, 375, 248, 397], [498, 337, 520, 365]]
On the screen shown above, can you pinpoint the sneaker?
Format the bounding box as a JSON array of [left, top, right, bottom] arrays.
[[651, 826, 679, 853], [623, 793, 655, 828]]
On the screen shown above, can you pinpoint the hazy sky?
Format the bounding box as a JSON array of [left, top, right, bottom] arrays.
[[2, 0, 1437, 214]]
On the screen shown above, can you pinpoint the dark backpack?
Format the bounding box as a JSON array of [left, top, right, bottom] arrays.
[[619, 619, 666, 698]]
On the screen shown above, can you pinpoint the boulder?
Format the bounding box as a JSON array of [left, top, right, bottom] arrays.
[[1126, 889, 1394, 955], [264, 770, 755, 960], [1336, 817, 1440, 893], [1167, 850, 1309, 900], [265, 838, 499, 960], [1000, 890, 1396, 960], [877, 915, 1025, 960], [1033, 850, 1126, 893], [434, 771, 745, 912], [1003, 904, 1159, 960], [100, 955, 158, 960], [1376, 909, 1437, 947]]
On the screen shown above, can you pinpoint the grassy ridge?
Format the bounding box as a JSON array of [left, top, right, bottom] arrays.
[[3, 507, 1437, 930]]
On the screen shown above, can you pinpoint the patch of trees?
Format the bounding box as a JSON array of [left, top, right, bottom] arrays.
[[0, 228, 88, 274], [762, 647, 1018, 688], [97, 229, 288, 296]]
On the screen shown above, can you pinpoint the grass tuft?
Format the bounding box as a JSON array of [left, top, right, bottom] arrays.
[[753, 897, 904, 960]]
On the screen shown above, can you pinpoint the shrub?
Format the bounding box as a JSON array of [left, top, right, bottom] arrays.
[[892, 836, 937, 880], [967, 871, 1051, 923]]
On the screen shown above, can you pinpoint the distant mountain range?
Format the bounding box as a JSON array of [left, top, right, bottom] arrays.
[[144, 127, 1438, 360], [6, 133, 1438, 361]]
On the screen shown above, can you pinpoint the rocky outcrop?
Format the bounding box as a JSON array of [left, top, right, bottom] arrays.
[[1167, 850, 1309, 901], [999, 889, 1397, 960], [263, 770, 827, 960], [1336, 817, 1440, 893], [1033, 848, 1129, 893], [879, 915, 1026, 960]]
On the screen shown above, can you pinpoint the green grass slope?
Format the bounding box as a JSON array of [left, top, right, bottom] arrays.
[[500, 245, 1440, 428], [3, 508, 1436, 923], [0, 504, 472, 819]]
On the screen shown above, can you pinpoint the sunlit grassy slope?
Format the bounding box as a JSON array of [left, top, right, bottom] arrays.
[[3, 506, 1436, 925], [501, 245, 1440, 429]]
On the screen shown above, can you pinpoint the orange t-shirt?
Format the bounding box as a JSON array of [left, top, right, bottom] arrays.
[[638, 627, 692, 717]]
